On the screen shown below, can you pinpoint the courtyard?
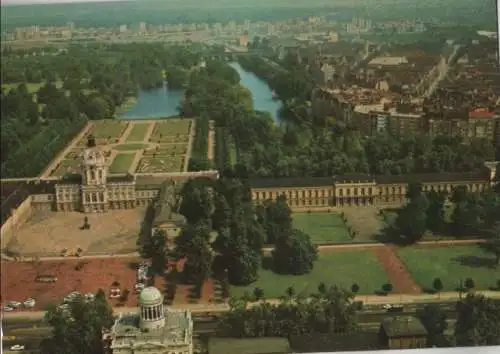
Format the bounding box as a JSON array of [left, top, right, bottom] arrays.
[[230, 250, 390, 299], [7, 208, 147, 256], [397, 245, 500, 292]]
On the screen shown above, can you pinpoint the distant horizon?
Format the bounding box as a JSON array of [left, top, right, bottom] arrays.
[[2, 0, 130, 5]]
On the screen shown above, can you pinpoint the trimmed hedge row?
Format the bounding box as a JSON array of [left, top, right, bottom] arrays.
[[188, 116, 212, 171]]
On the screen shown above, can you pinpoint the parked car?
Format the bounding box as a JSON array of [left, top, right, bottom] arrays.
[[23, 298, 36, 308], [35, 275, 57, 283], [10, 344, 25, 351], [382, 304, 392, 310], [7, 301, 21, 309], [3, 305, 14, 312], [109, 288, 121, 299], [85, 293, 95, 302]]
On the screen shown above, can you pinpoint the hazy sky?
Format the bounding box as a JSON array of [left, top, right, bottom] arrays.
[[2, 0, 128, 4]]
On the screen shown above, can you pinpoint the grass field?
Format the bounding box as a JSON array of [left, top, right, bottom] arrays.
[[90, 120, 127, 141], [398, 246, 500, 292], [109, 153, 135, 174], [125, 123, 149, 142], [293, 212, 350, 243], [114, 143, 148, 151], [231, 251, 389, 299]]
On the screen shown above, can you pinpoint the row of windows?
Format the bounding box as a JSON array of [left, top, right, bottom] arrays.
[[252, 183, 488, 201]]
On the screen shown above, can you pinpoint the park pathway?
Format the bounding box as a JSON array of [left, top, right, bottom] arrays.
[[372, 246, 421, 295], [118, 122, 135, 143], [183, 119, 196, 172], [207, 120, 215, 161], [127, 152, 143, 174], [3, 238, 486, 262], [143, 122, 156, 143]]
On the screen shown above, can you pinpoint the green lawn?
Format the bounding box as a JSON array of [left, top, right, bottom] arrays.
[[109, 153, 135, 173], [125, 123, 149, 142], [398, 246, 499, 292], [231, 251, 389, 299], [114, 143, 148, 151], [293, 212, 350, 243], [91, 120, 126, 140], [2, 81, 63, 94]]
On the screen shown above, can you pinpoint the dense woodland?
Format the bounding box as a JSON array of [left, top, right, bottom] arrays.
[[0, 43, 201, 177]]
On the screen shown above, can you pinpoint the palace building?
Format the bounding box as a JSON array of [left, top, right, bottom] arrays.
[[249, 162, 498, 211]]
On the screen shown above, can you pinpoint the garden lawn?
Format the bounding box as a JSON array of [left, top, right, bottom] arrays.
[[398, 246, 500, 292], [109, 153, 135, 173], [231, 251, 389, 299], [293, 212, 350, 243], [125, 123, 149, 142]]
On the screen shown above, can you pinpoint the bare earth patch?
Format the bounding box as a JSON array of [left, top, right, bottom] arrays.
[[13, 208, 147, 256]]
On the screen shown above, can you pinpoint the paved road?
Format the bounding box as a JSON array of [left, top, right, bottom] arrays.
[[3, 238, 486, 262]]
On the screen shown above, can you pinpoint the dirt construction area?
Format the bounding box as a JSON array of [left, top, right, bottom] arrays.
[[6, 208, 147, 256]]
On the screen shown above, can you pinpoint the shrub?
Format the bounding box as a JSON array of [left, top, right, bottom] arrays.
[[464, 278, 475, 291], [382, 283, 394, 293]]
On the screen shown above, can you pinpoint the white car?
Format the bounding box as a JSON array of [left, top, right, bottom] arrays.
[[85, 293, 95, 302], [3, 305, 14, 312], [10, 344, 25, 351], [23, 298, 36, 308], [382, 304, 393, 310], [7, 301, 21, 308], [109, 288, 121, 299]]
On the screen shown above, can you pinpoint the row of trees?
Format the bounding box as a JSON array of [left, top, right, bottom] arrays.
[[390, 182, 500, 264], [188, 116, 212, 171]]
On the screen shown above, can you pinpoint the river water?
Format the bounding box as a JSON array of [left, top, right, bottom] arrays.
[[119, 62, 281, 121]]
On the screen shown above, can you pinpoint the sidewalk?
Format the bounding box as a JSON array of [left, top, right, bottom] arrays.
[[4, 291, 499, 321]]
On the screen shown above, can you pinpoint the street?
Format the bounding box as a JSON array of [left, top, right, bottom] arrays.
[[1, 301, 460, 352]]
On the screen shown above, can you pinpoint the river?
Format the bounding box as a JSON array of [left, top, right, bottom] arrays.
[[119, 62, 281, 121]]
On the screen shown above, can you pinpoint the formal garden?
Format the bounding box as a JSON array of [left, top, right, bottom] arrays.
[[149, 119, 192, 143], [109, 153, 136, 174], [125, 122, 150, 142], [89, 120, 128, 142]]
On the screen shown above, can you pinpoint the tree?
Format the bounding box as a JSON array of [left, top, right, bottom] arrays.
[[318, 282, 327, 295], [351, 283, 360, 295], [433, 278, 443, 298], [417, 304, 448, 346], [272, 229, 318, 275], [253, 287, 264, 301], [382, 283, 393, 294], [211, 192, 232, 232], [455, 294, 500, 346], [464, 278, 475, 291], [393, 183, 429, 244], [43, 289, 113, 354], [483, 222, 500, 267], [285, 286, 296, 300], [426, 190, 447, 232], [175, 224, 213, 283]]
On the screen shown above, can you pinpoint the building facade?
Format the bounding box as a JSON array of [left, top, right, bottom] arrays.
[[379, 316, 428, 349], [108, 286, 194, 354], [15, 136, 219, 215], [249, 163, 498, 211]]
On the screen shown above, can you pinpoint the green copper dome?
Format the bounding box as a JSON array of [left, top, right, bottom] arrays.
[[139, 286, 163, 306]]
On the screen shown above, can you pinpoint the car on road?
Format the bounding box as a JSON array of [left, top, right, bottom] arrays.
[[10, 344, 25, 351], [382, 304, 392, 310]]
